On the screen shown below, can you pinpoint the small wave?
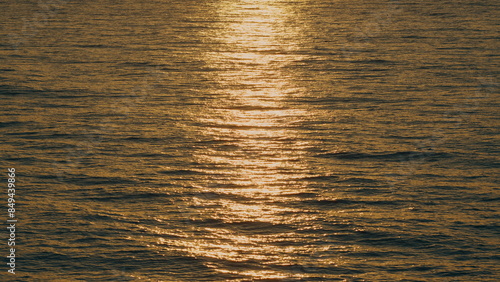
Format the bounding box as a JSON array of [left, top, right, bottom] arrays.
[[299, 175, 339, 181], [74, 44, 118, 48], [4, 156, 39, 162], [350, 59, 396, 64], [194, 191, 254, 202], [158, 169, 206, 175], [225, 221, 295, 233], [338, 177, 380, 184], [217, 105, 290, 111], [301, 198, 353, 206], [86, 192, 174, 202], [125, 153, 168, 158], [278, 192, 318, 198], [122, 136, 167, 143], [316, 151, 451, 162], [204, 123, 295, 130], [66, 176, 138, 186], [0, 85, 44, 96], [0, 121, 25, 128]]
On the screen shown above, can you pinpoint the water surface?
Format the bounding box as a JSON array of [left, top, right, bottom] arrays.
[[0, 0, 498, 281]]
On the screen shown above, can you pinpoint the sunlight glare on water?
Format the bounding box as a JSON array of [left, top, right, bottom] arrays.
[[171, 0, 323, 279]]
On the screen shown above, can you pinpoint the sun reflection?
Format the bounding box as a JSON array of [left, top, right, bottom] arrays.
[[198, 0, 307, 237], [178, 0, 316, 279]]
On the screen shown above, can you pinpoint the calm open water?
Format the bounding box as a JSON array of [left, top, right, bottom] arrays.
[[1, 0, 499, 281]]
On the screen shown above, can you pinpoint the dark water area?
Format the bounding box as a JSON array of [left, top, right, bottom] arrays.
[[1, 0, 499, 281]]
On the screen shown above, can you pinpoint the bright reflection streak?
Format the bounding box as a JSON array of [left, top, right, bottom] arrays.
[[198, 0, 310, 187], [182, 0, 316, 279]]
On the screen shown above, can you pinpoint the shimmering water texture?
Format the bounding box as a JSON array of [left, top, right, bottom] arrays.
[[1, 0, 499, 281]]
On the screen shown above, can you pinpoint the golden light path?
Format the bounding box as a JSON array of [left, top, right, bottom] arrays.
[[199, 0, 310, 189], [163, 0, 322, 279]]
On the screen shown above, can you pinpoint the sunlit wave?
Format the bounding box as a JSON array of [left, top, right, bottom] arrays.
[[176, 0, 319, 279]]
